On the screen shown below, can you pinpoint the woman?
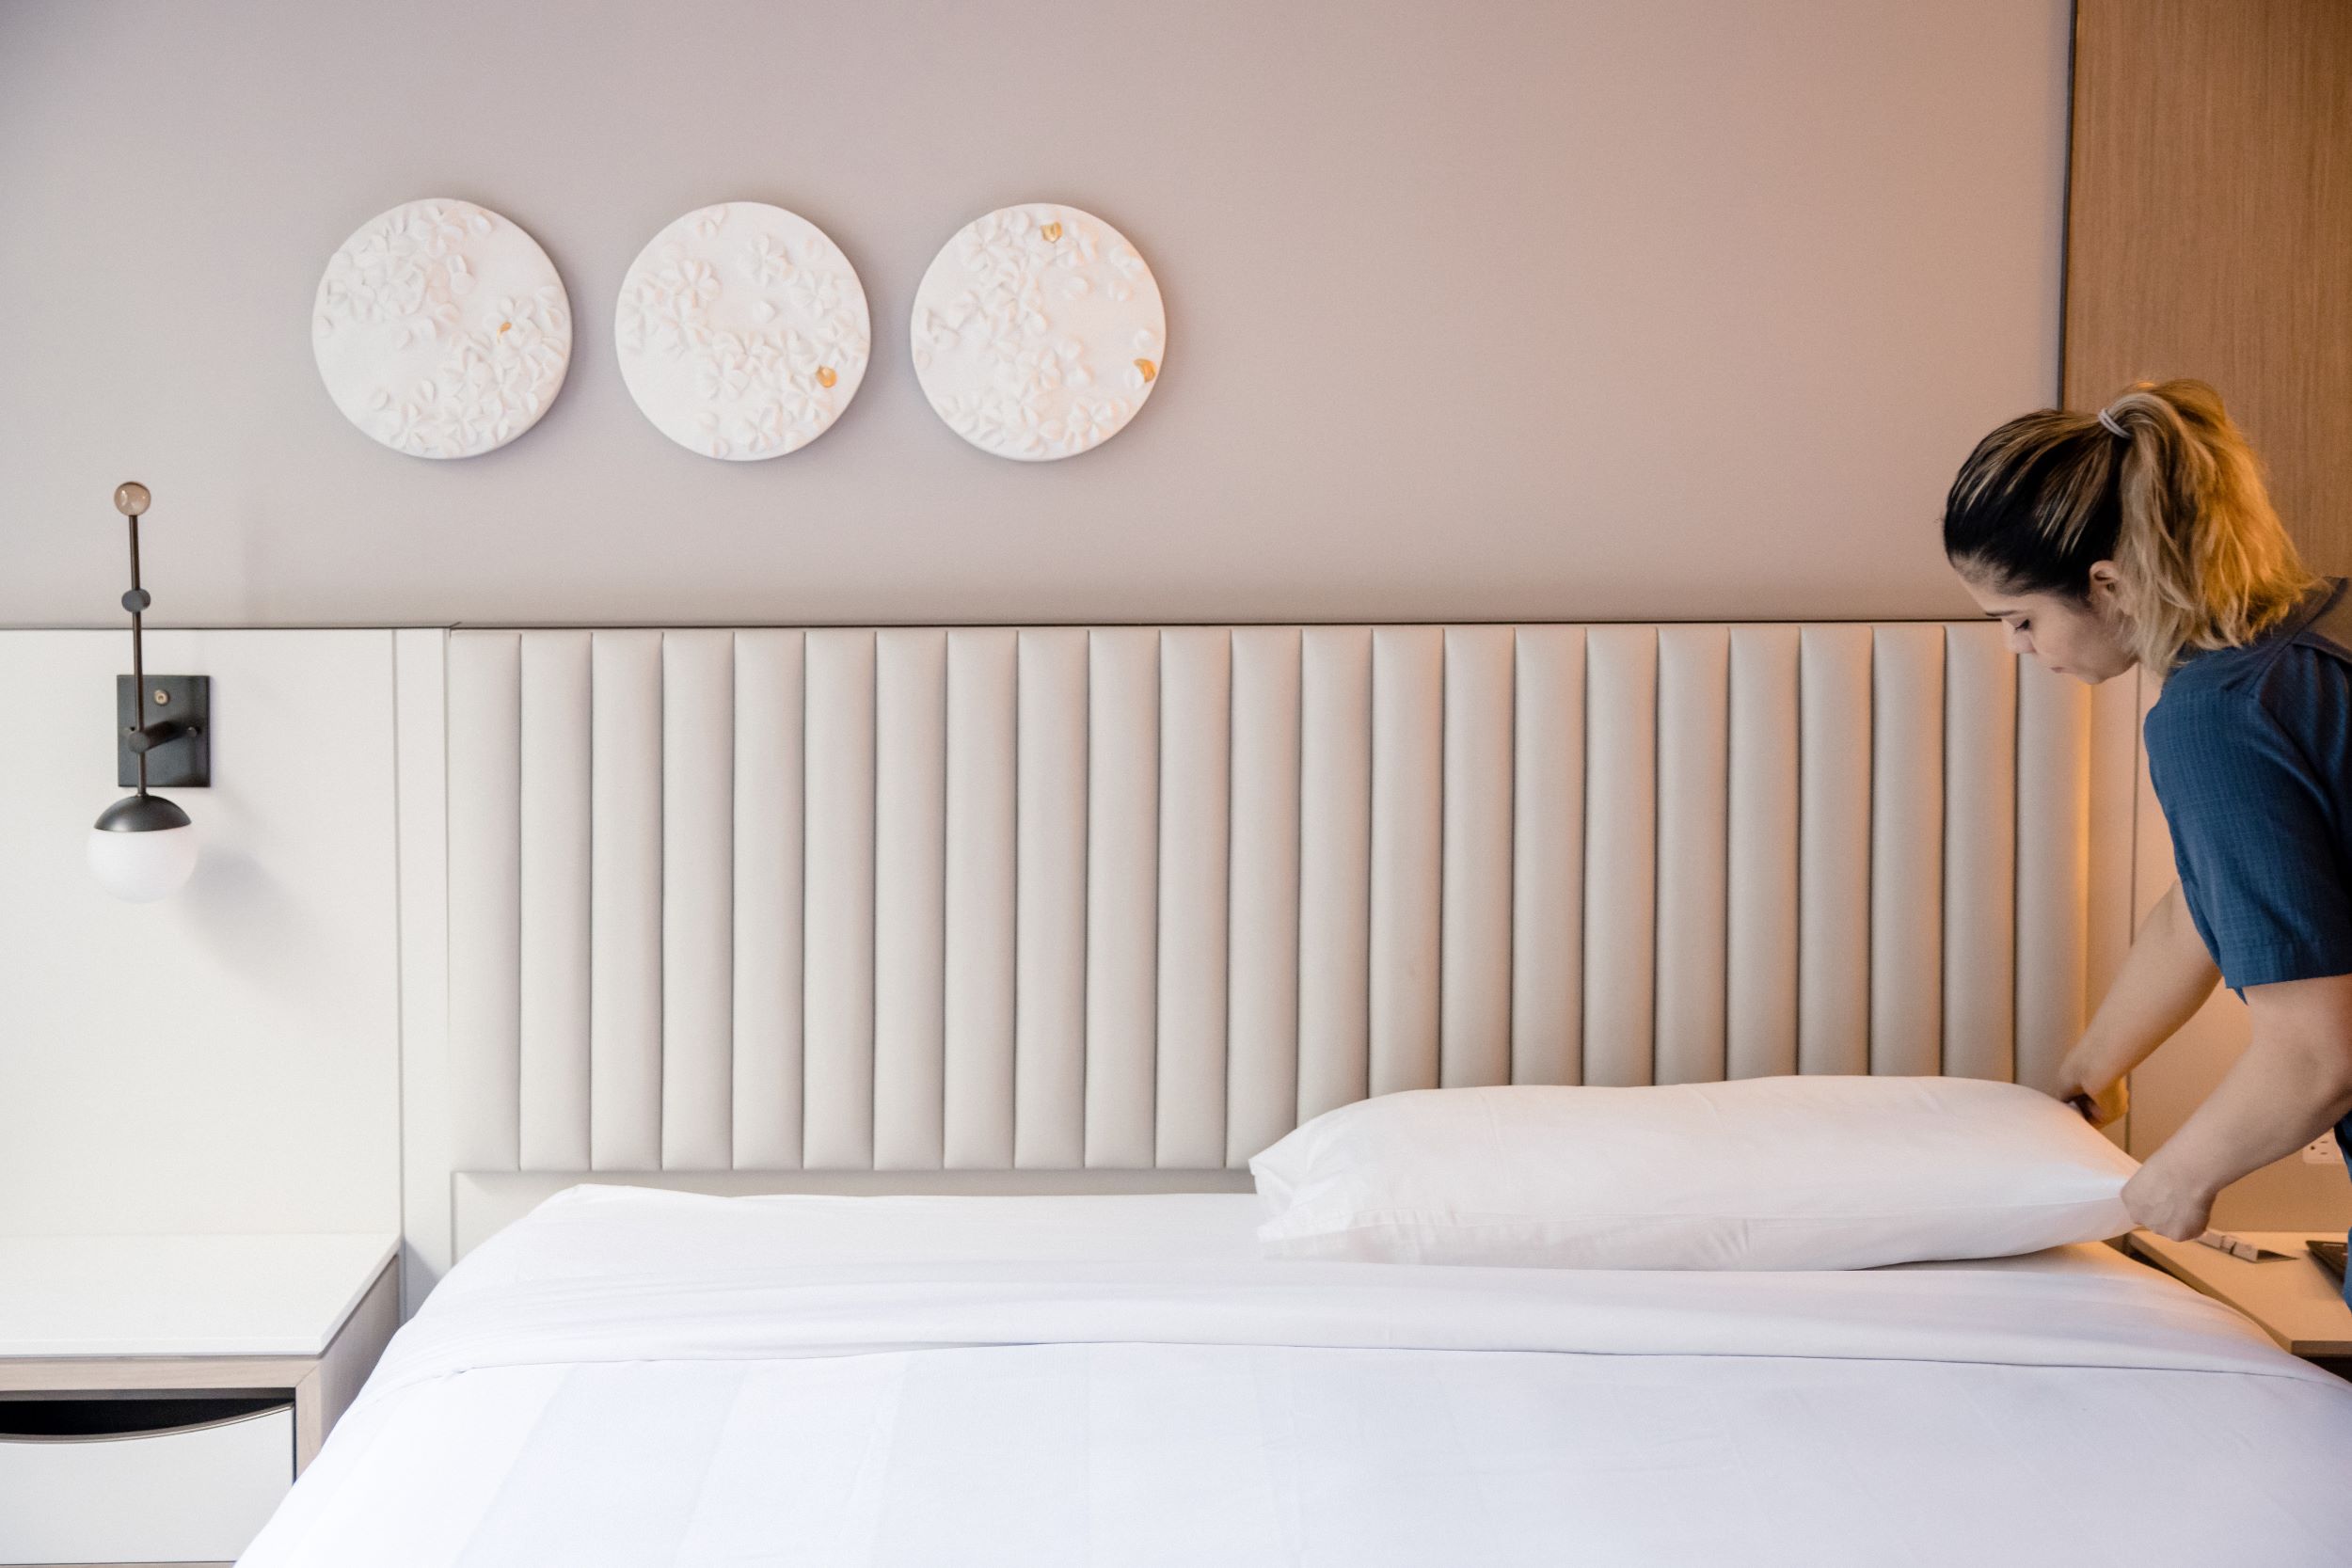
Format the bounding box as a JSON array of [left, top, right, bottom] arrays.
[[1943, 378, 2352, 1250]]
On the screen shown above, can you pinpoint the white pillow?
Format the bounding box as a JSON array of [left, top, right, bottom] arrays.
[[1249, 1076, 2137, 1270]]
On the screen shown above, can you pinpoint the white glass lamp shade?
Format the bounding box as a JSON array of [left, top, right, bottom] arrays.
[[87, 795, 199, 902]]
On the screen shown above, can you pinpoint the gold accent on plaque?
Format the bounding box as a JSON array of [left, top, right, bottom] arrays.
[[817, 366, 838, 388], [1041, 220, 1064, 243], [1135, 358, 1157, 383]]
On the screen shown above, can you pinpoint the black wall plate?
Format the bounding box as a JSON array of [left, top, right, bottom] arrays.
[[116, 673, 210, 788]]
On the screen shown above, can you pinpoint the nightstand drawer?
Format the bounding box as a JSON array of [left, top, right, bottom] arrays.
[[0, 1399, 294, 1565]]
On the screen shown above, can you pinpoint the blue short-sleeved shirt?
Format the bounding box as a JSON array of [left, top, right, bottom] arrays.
[[2144, 578, 2352, 991]]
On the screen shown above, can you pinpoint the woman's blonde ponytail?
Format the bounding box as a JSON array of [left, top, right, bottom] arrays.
[[1943, 378, 2316, 672], [2102, 381, 2315, 670]]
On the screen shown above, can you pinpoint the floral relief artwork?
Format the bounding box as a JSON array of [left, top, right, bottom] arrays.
[[911, 203, 1167, 461], [614, 202, 871, 460], [311, 199, 572, 459]]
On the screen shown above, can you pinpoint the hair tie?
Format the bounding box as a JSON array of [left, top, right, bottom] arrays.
[[2097, 406, 2129, 439]]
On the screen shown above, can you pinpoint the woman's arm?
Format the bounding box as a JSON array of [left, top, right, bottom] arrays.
[[2052, 881, 2221, 1125], [2123, 972, 2352, 1239]]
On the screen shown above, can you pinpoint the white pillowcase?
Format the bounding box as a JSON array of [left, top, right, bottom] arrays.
[[1250, 1076, 2138, 1270]]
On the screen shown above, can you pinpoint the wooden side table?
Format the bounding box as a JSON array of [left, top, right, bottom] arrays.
[[2124, 1229, 2352, 1378], [0, 1232, 399, 1568]]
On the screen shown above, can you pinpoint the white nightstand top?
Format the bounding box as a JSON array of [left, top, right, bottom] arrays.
[[2127, 1230, 2352, 1359], [0, 1232, 398, 1357]]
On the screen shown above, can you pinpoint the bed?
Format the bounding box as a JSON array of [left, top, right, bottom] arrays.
[[246, 1188, 2352, 1566], [310, 619, 2347, 1566]]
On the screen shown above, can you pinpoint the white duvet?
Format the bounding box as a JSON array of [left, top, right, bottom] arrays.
[[245, 1189, 2352, 1567]]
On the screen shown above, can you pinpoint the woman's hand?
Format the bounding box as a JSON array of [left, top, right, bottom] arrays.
[[2122, 1162, 2214, 1242], [2051, 1059, 2128, 1129]]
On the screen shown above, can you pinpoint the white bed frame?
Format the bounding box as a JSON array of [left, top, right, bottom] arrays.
[[389, 623, 2144, 1300]]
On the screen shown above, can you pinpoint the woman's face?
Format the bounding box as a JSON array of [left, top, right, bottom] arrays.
[[1958, 562, 2137, 684]]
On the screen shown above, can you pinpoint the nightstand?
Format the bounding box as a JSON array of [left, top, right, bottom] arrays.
[[0, 1232, 398, 1568], [2124, 1229, 2352, 1379]]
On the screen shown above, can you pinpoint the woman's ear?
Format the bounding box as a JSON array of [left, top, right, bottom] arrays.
[[2085, 560, 2123, 609]]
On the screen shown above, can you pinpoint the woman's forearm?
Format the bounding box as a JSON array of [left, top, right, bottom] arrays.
[[2126, 973, 2352, 1238], [2061, 881, 2220, 1091]]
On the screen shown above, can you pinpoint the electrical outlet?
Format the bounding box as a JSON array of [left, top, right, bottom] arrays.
[[2303, 1134, 2341, 1165]]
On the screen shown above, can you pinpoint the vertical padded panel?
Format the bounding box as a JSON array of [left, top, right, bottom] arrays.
[[1941, 624, 2015, 1081], [448, 632, 521, 1171], [1296, 627, 1373, 1120], [803, 630, 877, 1169], [733, 630, 805, 1167], [1157, 628, 1231, 1167], [590, 632, 664, 1169], [1868, 625, 1945, 1077], [1510, 626, 1585, 1085], [1015, 630, 1089, 1167], [1085, 628, 1159, 1167], [1439, 626, 1514, 1087], [1582, 626, 1657, 1086], [1654, 626, 1729, 1085], [454, 615, 2102, 1180], [2015, 658, 2090, 1092], [944, 629, 1017, 1169], [1226, 627, 1302, 1163], [874, 629, 947, 1171], [1798, 626, 1872, 1076], [661, 631, 734, 1169], [1726, 627, 1800, 1079], [516, 632, 590, 1171], [1938, 625, 2013, 1081], [1369, 626, 1444, 1097]]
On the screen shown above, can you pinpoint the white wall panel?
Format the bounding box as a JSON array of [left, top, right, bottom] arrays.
[[0, 631, 403, 1241]]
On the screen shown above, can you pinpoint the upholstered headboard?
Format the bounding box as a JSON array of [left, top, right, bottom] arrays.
[[429, 622, 2135, 1256]]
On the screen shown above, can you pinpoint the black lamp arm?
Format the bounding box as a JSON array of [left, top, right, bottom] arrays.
[[124, 719, 188, 754], [104, 482, 211, 792], [123, 498, 150, 795]]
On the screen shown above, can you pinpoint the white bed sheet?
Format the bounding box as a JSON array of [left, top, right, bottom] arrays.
[[245, 1188, 2352, 1568]]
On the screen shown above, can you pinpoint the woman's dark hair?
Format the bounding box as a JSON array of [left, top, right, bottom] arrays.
[[1943, 379, 2313, 670]]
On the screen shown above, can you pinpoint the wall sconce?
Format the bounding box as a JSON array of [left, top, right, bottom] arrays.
[[87, 482, 210, 902]]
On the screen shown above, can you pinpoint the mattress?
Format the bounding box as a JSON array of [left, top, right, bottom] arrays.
[[245, 1189, 2352, 1567]]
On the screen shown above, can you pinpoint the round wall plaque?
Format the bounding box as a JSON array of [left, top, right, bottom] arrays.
[[910, 203, 1166, 461], [312, 198, 572, 459], [614, 202, 871, 460]]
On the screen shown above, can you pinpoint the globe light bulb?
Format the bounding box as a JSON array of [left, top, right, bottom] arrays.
[[87, 794, 199, 902]]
